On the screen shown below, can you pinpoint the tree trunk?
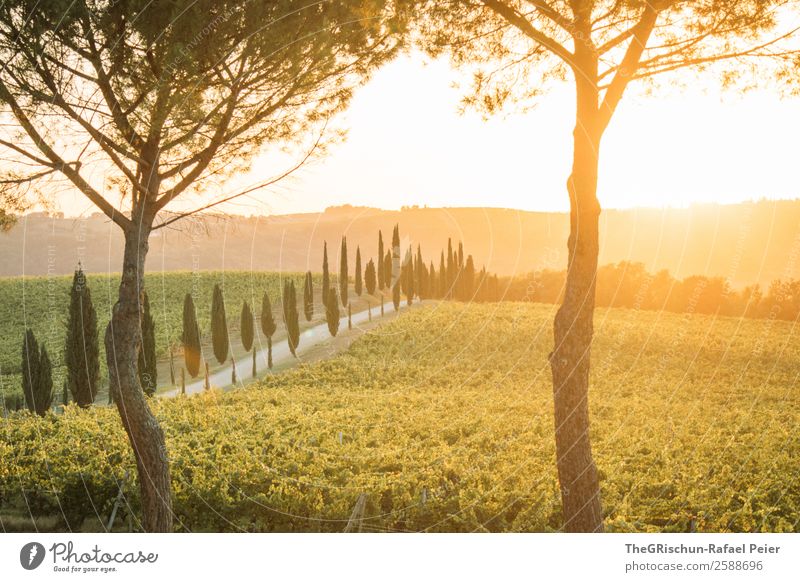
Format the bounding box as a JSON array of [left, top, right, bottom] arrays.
[[105, 222, 172, 532], [549, 57, 605, 533]]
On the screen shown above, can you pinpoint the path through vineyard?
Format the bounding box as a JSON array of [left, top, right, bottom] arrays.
[[161, 298, 424, 398]]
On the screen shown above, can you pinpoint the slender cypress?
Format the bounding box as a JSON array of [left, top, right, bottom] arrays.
[[391, 224, 400, 287], [326, 288, 340, 337], [355, 247, 362, 296], [377, 230, 385, 289], [429, 260, 437, 299], [464, 255, 476, 301], [64, 266, 99, 407], [210, 284, 229, 364], [303, 271, 314, 321], [138, 290, 157, 396], [383, 250, 392, 291], [439, 251, 447, 299], [322, 241, 330, 309], [340, 236, 349, 307], [365, 259, 376, 295], [182, 294, 201, 378], [283, 280, 300, 356], [22, 329, 53, 415], [261, 292, 277, 369], [392, 281, 401, 312], [241, 301, 254, 352]]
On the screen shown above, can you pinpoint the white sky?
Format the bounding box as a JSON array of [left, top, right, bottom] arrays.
[[59, 53, 800, 217]]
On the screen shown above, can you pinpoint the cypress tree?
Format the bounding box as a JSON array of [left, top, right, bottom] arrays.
[[261, 292, 277, 369], [65, 266, 99, 407], [464, 255, 476, 301], [392, 281, 401, 312], [322, 241, 330, 309], [211, 284, 229, 364], [355, 247, 362, 296], [416, 245, 424, 299], [22, 328, 40, 413], [377, 230, 384, 289], [383, 250, 392, 291], [429, 260, 437, 299], [340, 236, 348, 307], [326, 288, 340, 337], [182, 294, 201, 378], [37, 346, 53, 414], [62, 378, 69, 406], [303, 271, 314, 321], [241, 301, 254, 352], [402, 248, 414, 305], [283, 280, 300, 356], [446, 239, 455, 299], [391, 224, 400, 287], [439, 251, 447, 299], [456, 242, 465, 300], [365, 259, 376, 295], [22, 329, 53, 415], [138, 291, 157, 396]]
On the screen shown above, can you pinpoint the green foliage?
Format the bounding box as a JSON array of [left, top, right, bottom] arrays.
[[340, 237, 349, 307], [210, 284, 229, 365], [303, 272, 314, 322], [182, 294, 201, 379], [282, 281, 300, 357], [240, 301, 254, 353], [3, 303, 799, 532], [65, 268, 99, 408], [21, 329, 52, 415], [365, 259, 377, 295], [260, 292, 276, 339], [326, 289, 340, 337], [138, 291, 157, 396]]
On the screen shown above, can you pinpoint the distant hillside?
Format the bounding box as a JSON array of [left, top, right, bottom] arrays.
[[2, 200, 799, 287]]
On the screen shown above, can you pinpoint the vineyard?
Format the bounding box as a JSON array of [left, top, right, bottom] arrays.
[[0, 271, 316, 403], [1, 302, 798, 532]]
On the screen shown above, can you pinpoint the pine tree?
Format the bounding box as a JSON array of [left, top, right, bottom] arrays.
[[322, 241, 330, 309], [65, 266, 99, 407], [138, 291, 157, 396], [241, 301, 254, 352], [283, 280, 300, 356], [211, 284, 229, 364], [355, 247, 362, 296], [365, 259, 376, 295], [326, 288, 340, 337], [340, 236, 349, 307], [21, 329, 48, 415], [377, 230, 385, 290], [261, 292, 277, 369], [303, 271, 314, 321], [182, 294, 201, 378]]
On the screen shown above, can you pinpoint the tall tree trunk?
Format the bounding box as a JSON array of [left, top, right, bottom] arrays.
[[105, 220, 172, 532], [549, 54, 604, 532]]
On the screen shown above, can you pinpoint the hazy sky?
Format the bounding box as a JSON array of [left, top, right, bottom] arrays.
[[60, 53, 800, 217]]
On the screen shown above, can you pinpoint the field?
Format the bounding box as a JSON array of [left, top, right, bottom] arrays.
[[0, 271, 319, 406], [2, 302, 798, 532]]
